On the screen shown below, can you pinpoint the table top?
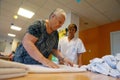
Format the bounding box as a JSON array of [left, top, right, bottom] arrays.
[[8, 71, 118, 80]]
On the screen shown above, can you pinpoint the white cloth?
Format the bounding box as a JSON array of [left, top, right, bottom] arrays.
[[0, 59, 28, 79], [87, 58, 111, 75], [115, 53, 120, 61], [58, 36, 86, 64], [117, 61, 120, 72], [86, 57, 120, 78], [102, 55, 117, 69], [26, 64, 86, 73]]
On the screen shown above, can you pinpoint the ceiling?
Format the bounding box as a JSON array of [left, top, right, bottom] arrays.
[[0, 0, 120, 40]]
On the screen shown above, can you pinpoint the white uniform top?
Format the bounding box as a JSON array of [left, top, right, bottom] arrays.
[[58, 36, 86, 64]]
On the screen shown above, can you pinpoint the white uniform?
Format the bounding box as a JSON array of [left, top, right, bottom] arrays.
[[58, 36, 86, 64]]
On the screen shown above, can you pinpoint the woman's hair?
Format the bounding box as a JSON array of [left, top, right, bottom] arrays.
[[49, 8, 66, 19], [68, 24, 77, 31]]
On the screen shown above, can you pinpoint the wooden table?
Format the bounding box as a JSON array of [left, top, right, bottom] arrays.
[[8, 71, 118, 80]]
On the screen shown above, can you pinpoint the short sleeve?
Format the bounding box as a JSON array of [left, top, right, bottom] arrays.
[[77, 39, 86, 53], [27, 20, 43, 38]]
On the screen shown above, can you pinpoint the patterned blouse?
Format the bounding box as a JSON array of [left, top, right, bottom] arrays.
[[13, 20, 59, 64]]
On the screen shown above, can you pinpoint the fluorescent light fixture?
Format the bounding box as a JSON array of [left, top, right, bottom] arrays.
[[11, 25, 22, 31], [18, 8, 35, 18], [8, 33, 16, 37]]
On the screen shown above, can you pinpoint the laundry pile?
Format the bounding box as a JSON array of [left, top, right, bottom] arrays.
[[85, 54, 120, 78]]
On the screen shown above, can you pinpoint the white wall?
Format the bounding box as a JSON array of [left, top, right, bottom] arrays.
[[71, 12, 79, 37], [0, 37, 12, 54], [11, 38, 20, 52], [0, 37, 20, 54], [58, 12, 71, 31]]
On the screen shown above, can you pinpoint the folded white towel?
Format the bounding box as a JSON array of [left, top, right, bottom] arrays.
[[0, 59, 28, 70], [0, 59, 28, 79]]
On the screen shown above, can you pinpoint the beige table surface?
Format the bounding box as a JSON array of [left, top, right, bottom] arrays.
[[7, 71, 119, 80]]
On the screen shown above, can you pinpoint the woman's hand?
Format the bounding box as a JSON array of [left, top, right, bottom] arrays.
[[42, 59, 59, 68], [60, 58, 74, 67]]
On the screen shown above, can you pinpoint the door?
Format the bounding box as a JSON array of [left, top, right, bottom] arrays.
[[110, 31, 120, 55]]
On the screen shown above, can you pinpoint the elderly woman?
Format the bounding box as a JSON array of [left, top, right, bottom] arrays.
[[13, 8, 73, 68]]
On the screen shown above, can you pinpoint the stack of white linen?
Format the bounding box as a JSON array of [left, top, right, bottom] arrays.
[[86, 54, 120, 78], [0, 59, 28, 79], [115, 53, 120, 72]]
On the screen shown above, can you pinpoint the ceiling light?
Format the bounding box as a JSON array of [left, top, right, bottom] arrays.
[[13, 15, 18, 19], [11, 25, 22, 31], [17, 8, 35, 18], [8, 33, 16, 37]]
